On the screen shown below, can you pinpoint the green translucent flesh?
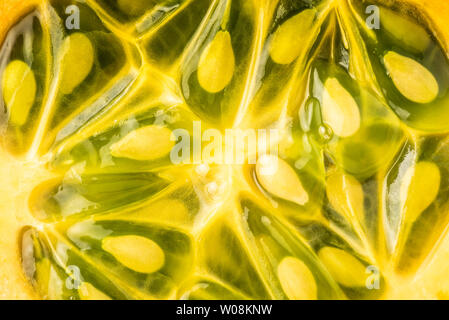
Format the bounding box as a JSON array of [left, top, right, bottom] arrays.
[[178, 279, 248, 300], [241, 199, 344, 299], [355, 2, 449, 132], [180, 0, 255, 125], [297, 221, 384, 299], [3, 0, 448, 300], [29, 172, 170, 222], [0, 14, 47, 154], [2, 2, 138, 156], [23, 221, 193, 299], [199, 220, 271, 299], [269, 8, 317, 65], [143, 0, 211, 67], [243, 5, 324, 128], [48, 35, 130, 133], [116, 0, 153, 17], [92, 0, 189, 32], [23, 1, 138, 156], [256, 132, 325, 222], [384, 139, 448, 274], [308, 61, 404, 180], [50, 105, 198, 172]]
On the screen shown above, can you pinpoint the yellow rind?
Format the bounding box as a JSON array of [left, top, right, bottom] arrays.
[[0, 149, 51, 300], [0, 0, 44, 300]]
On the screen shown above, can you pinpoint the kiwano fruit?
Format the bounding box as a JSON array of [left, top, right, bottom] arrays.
[[1, 0, 449, 300]]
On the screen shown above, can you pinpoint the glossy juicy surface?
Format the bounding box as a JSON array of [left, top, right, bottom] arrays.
[[1, 0, 449, 299]]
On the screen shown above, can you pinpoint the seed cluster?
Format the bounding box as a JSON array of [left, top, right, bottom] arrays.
[[0, 0, 448, 300]]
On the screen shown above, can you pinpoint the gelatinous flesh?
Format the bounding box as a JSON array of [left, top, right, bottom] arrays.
[[1, 0, 449, 300]]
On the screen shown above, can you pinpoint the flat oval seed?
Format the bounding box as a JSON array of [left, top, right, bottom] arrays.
[[60, 33, 94, 95], [384, 51, 439, 104], [277, 256, 317, 300], [197, 31, 235, 93], [78, 282, 111, 300], [110, 125, 175, 161], [318, 247, 367, 288], [256, 155, 309, 205], [380, 8, 430, 52], [102, 235, 165, 274], [400, 161, 440, 223], [326, 171, 364, 223], [2, 60, 36, 126], [322, 78, 361, 137], [269, 9, 316, 64]]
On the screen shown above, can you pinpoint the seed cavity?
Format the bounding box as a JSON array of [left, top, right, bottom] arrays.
[[35, 258, 51, 294], [197, 30, 235, 93], [78, 282, 111, 300], [48, 266, 64, 299], [126, 199, 190, 225], [60, 33, 94, 95], [277, 256, 317, 300], [2, 60, 36, 126], [318, 247, 367, 288], [102, 235, 165, 274], [322, 78, 361, 137], [400, 161, 440, 223], [326, 171, 364, 223], [269, 9, 316, 65], [380, 8, 430, 52], [256, 155, 309, 206], [110, 125, 175, 161], [384, 51, 439, 104], [117, 0, 150, 16]]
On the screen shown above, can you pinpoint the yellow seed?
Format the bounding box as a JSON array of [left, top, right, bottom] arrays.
[[400, 161, 440, 223], [326, 171, 364, 222], [102, 235, 165, 274], [197, 31, 235, 93], [277, 256, 317, 300], [117, 0, 152, 16], [269, 9, 316, 64], [110, 125, 175, 161], [2, 60, 36, 126], [78, 282, 111, 300], [381, 8, 430, 52], [322, 78, 361, 137], [318, 247, 367, 288], [60, 33, 94, 94], [256, 155, 309, 205], [384, 51, 439, 104]]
